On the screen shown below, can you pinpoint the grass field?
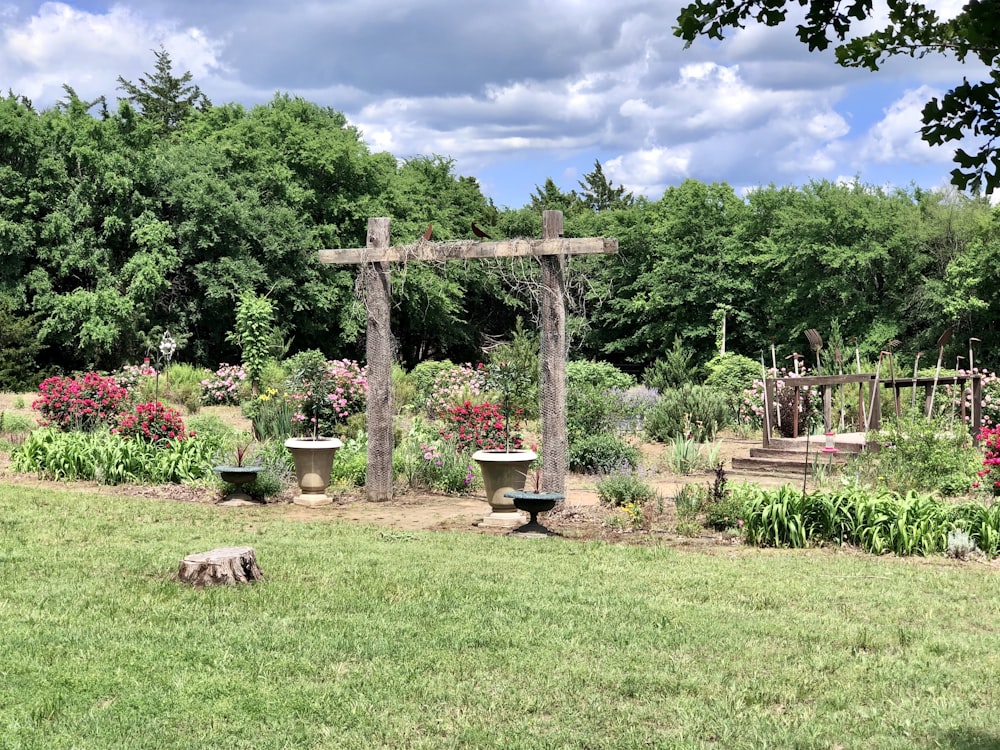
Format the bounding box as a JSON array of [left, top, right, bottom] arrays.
[[3, 484, 1000, 749]]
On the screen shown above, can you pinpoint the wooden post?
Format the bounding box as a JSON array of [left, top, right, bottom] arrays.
[[363, 219, 393, 502], [763, 378, 774, 448], [539, 211, 566, 493]]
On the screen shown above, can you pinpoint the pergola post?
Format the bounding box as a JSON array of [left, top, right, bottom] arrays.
[[539, 210, 567, 493], [362, 218, 393, 502]]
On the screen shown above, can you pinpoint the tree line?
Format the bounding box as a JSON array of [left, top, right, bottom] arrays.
[[1, 50, 999, 390]]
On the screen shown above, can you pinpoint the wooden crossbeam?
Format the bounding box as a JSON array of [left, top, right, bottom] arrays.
[[319, 237, 617, 265]]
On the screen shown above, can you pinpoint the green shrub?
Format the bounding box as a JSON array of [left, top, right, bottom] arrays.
[[330, 432, 368, 488], [848, 414, 979, 495], [487, 317, 540, 419], [568, 433, 640, 474], [596, 469, 659, 508], [392, 364, 418, 413], [567, 383, 615, 443], [410, 359, 457, 406], [674, 483, 708, 520], [185, 414, 236, 443], [663, 435, 721, 475], [0, 411, 35, 434], [643, 337, 696, 389], [703, 353, 761, 421], [645, 385, 729, 442], [703, 465, 743, 530], [161, 363, 211, 414], [243, 388, 294, 441], [567, 360, 634, 392], [240, 439, 293, 501]]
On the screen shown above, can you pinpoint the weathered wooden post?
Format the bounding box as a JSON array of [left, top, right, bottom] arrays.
[[361, 219, 394, 502], [539, 210, 567, 492], [319, 214, 617, 502]]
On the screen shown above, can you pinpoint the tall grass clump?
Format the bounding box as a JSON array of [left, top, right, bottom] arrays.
[[11, 429, 222, 485], [739, 483, 1000, 557]]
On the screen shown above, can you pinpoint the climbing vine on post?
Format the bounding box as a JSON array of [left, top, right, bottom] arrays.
[[229, 292, 274, 393]]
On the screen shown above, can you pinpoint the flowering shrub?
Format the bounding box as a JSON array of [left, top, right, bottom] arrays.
[[396, 418, 480, 494], [440, 400, 523, 453], [114, 359, 156, 391], [115, 402, 190, 446], [287, 354, 368, 437], [953, 369, 1000, 429], [201, 363, 248, 406], [975, 425, 1000, 495], [425, 363, 488, 418], [33, 373, 130, 432], [743, 367, 822, 437]]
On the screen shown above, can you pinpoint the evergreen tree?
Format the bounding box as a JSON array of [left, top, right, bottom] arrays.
[[117, 46, 210, 133], [578, 160, 634, 211]]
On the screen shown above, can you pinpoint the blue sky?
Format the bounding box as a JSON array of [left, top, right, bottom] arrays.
[[0, 0, 986, 207]]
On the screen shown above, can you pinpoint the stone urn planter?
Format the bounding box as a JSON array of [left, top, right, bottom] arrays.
[[213, 465, 265, 505], [284, 437, 343, 507], [472, 448, 537, 527]]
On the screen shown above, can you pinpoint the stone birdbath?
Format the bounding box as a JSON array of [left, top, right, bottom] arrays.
[[213, 465, 265, 505], [504, 490, 564, 537]]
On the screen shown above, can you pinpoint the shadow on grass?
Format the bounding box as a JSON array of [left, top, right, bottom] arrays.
[[942, 730, 1000, 750]]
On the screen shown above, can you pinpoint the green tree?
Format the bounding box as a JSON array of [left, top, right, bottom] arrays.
[[589, 180, 751, 365], [117, 46, 210, 133], [528, 177, 581, 214], [578, 160, 634, 212], [675, 0, 1000, 193]]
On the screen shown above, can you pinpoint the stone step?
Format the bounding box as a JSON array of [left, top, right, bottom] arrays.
[[749, 447, 852, 463], [766, 437, 866, 454], [731, 455, 849, 474]]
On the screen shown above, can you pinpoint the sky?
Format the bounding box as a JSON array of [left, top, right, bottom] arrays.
[[0, 0, 987, 208]]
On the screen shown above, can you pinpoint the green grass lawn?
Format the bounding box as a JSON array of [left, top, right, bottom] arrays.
[[3, 484, 1000, 749]]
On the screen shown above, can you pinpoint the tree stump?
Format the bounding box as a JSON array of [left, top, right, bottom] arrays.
[[178, 546, 264, 586]]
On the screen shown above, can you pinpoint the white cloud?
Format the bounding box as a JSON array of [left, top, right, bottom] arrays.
[[606, 146, 690, 196], [858, 86, 952, 165], [0, 0, 985, 204], [0, 1, 223, 105]]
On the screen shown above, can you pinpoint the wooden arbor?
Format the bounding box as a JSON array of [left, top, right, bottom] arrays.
[[319, 211, 618, 501]]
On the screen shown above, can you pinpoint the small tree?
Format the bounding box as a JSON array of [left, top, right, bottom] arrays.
[[228, 292, 275, 394]]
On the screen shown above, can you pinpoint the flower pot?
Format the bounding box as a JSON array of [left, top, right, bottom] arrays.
[[284, 438, 343, 507], [213, 465, 265, 504], [472, 449, 537, 527]]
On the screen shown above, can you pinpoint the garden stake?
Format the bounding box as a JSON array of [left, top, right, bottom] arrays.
[[849, 336, 864, 429], [911, 351, 923, 411], [926, 327, 953, 420], [805, 329, 823, 375], [835, 347, 845, 430], [952, 356, 965, 431], [887, 339, 901, 419], [969, 337, 981, 373], [768, 340, 781, 429], [865, 351, 885, 433]]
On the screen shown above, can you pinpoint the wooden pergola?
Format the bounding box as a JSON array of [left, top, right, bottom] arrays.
[[319, 211, 618, 501]]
